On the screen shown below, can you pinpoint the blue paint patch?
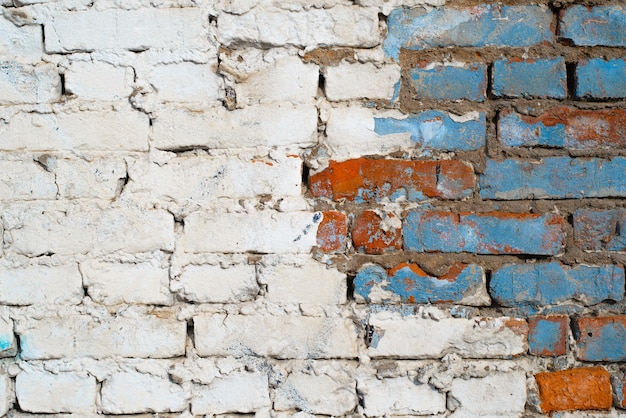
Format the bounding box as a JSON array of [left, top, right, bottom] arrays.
[[374, 110, 486, 151], [409, 64, 487, 102], [498, 110, 567, 148], [579, 321, 626, 361], [490, 263, 624, 307], [529, 318, 565, 356], [480, 157, 626, 199], [0, 336, 12, 352], [561, 5, 626, 47], [576, 58, 626, 98], [384, 5, 553, 60], [354, 264, 387, 301], [574, 209, 626, 251], [492, 58, 566, 99]]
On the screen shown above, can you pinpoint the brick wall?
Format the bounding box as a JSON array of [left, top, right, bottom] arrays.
[[0, 0, 625, 416]]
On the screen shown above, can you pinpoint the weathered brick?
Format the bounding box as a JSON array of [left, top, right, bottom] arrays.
[[490, 263, 624, 307], [480, 157, 626, 199], [574, 209, 626, 251], [358, 375, 446, 416], [561, 6, 626, 47], [0, 312, 16, 358], [0, 109, 149, 152], [535, 367, 612, 413], [316, 211, 348, 253], [384, 5, 553, 60], [176, 263, 258, 303], [194, 314, 358, 359], [576, 58, 626, 99], [498, 107, 626, 149], [44, 8, 208, 52], [101, 371, 187, 414], [54, 157, 127, 200], [355, 263, 489, 305], [324, 62, 400, 101], [575, 316, 626, 361], [528, 316, 569, 356], [0, 62, 61, 104], [192, 372, 270, 415], [17, 315, 186, 360], [0, 264, 83, 306], [612, 372, 626, 409], [403, 211, 565, 255], [218, 6, 379, 48], [449, 373, 527, 416], [0, 373, 10, 416], [409, 63, 487, 102], [492, 58, 566, 99], [0, 17, 42, 60], [366, 311, 527, 358], [0, 160, 57, 200], [180, 211, 320, 254], [151, 105, 317, 150], [148, 62, 222, 103], [327, 108, 485, 161], [310, 159, 475, 202], [64, 61, 132, 100], [16, 370, 96, 413], [352, 211, 402, 254]]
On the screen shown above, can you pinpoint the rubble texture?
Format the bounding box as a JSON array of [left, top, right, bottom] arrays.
[[0, 0, 625, 416]]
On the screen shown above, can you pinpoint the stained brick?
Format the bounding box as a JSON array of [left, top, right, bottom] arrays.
[[535, 367, 612, 413], [310, 159, 475, 202], [403, 211, 565, 255], [498, 107, 626, 149], [528, 316, 568, 356], [492, 58, 566, 99], [576, 58, 626, 99], [352, 211, 402, 254], [480, 157, 626, 199], [490, 263, 624, 307], [561, 6, 626, 47], [612, 372, 626, 409], [317, 211, 348, 253], [409, 63, 487, 102], [573, 209, 626, 251], [575, 316, 626, 361]]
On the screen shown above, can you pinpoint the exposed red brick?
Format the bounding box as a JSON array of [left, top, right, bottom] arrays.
[[536, 367, 612, 413], [316, 211, 347, 253], [309, 158, 475, 202], [352, 211, 402, 255]]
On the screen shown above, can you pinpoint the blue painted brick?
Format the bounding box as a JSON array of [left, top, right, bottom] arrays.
[[492, 58, 566, 99], [576, 58, 626, 98], [354, 263, 486, 304], [490, 263, 624, 307], [384, 5, 553, 60], [403, 211, 565, 255], [410, 63, 487, 102], [480, 157, 626, 199], [561, 6, 626, 46], [529, 316, 568, 356], [373, 110, 486, 151], [576, 316, 626, 361], [574, 209, 626, 251]]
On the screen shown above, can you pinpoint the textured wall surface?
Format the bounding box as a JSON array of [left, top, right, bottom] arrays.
[[0, 0, 625, 416]]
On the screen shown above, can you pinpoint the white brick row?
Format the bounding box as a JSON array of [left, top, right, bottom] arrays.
[[448, 373, 527, 417], [0, 63, 61, 105], [192, 372, 270, 415], [15, 370, 96, 413], [324, 62, 400, 101], [0, 264, 83, 305], [0, 17, 42, 61], [64, 61, 133, 101], [175, 263, 258, 303], [358, 376, 446, 416]]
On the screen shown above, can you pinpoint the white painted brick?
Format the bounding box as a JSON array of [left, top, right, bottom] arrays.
[[0, 160, 57, 200], [101, 371, 187, 414], [0, 62, 61, 104], [15, 370, 96, 413], [0, 264, 83, 305], [367, 311, 528, 359], [180, 211, 320, 254], [65, 61, 132, 100], [192, 372, 270, 415], [357, 0, 445, 14], [148, 62, 222, 103], [358, 376, 446, 416], [5, 203, 174, 256], [127, 154, 302, 203], [54, 157, 127, 200], [0, 109, 149, 152], [274, 366, 357, 415], [151, 105, 317, 150], [324, 62, 400, 101], [194, 314, 358, 359], [260, 261, 346, 306], [176, 263, 258, 303], [0, 311, 16, 358], [448, 373, 527, 416], [0, 373, 11, 416], [17, 315, 186, 360], [218, 6, 379, 48], [0, 18, 42, 60], [234, 56, 318, 105], [81, 261, 171, 305], [44, 8, 208, 52]]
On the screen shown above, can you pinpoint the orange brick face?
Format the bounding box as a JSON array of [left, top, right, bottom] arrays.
[[535, 367, 612, 413], [352, 211, 402, 254]]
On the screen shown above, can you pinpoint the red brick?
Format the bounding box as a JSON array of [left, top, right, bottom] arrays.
[[316, 211, 347, 253], [309, 158, 475, 202], [536, 367, 612, 413], [352, 211, 402, 255]]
